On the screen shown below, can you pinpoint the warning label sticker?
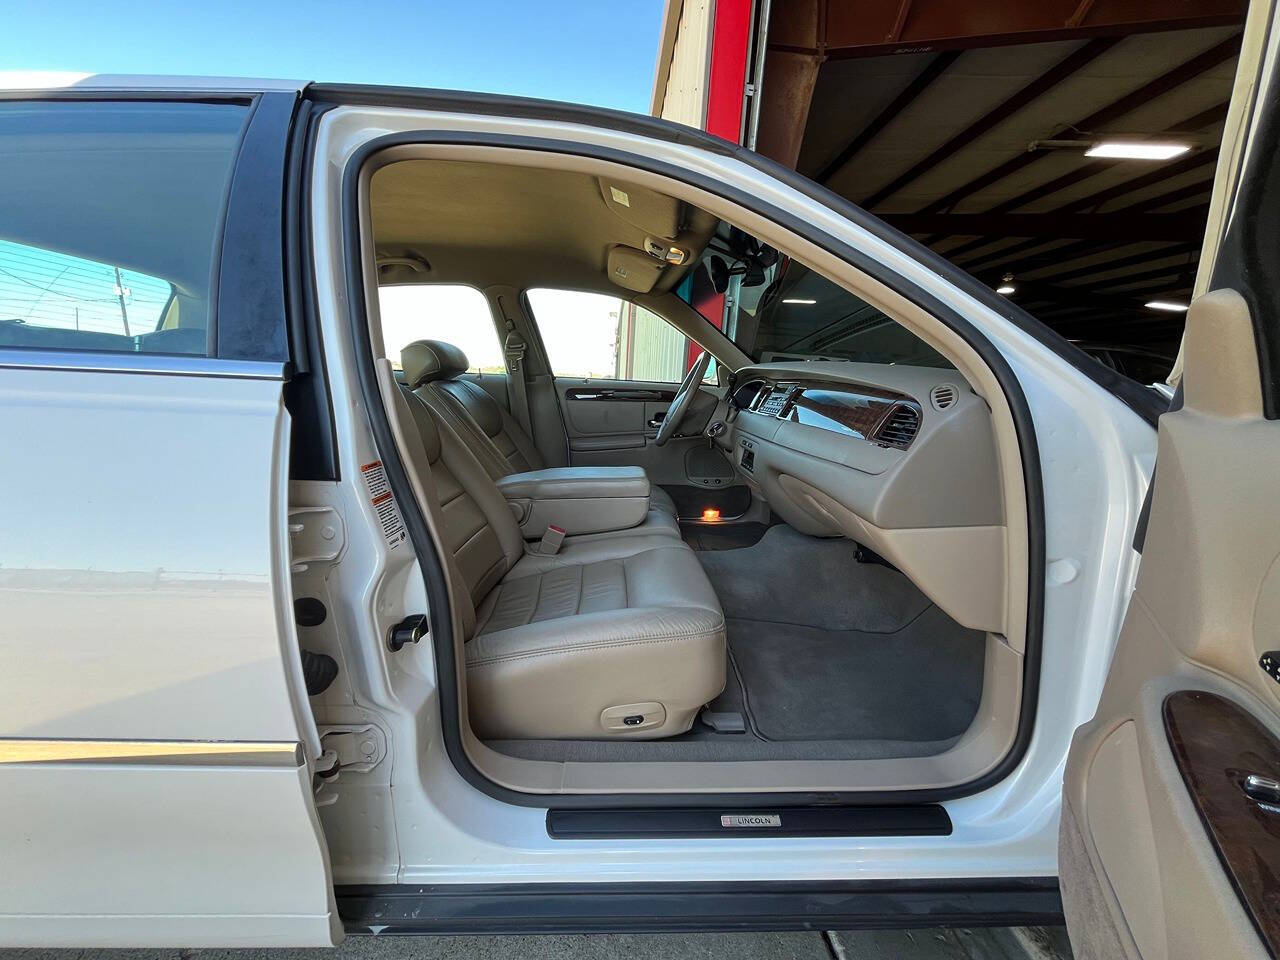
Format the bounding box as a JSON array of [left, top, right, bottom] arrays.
[[361, 460, 408, 549]]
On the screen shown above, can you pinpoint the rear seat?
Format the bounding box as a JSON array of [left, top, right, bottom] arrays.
[[390, 377, 727, 741]]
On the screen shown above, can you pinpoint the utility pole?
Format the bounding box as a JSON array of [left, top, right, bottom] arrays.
[[112, 266, 130, 337]]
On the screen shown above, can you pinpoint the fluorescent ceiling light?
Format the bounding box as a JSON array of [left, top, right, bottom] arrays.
[[782, 298, 816, 305], [1145, 300, 1189, 313], [996, 284, 1016, 295], [1085, 141, 1191, 160]]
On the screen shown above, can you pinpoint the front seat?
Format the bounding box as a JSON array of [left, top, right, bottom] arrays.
[[402, 339, 681, 519], [389, 379, 727, 741]]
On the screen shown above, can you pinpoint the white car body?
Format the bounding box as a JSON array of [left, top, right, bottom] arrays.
[[4, 40, 1271, 944]]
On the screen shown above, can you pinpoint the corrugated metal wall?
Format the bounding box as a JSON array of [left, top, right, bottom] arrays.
[[615, 301, 690, 382], [659, 0, 713, 127]]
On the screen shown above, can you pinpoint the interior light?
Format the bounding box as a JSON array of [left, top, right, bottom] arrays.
[[1085, 141, 1192, 160], [782, 298, 816, 305], [996, 274, 1016, 296], [1145, 300, 1190, 313], [701, 508, 721, 522]]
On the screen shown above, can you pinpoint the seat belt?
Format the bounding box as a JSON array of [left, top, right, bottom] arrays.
[[499, 297, 535, 442]]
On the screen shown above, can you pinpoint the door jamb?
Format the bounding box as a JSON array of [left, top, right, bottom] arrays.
[[330, 123, 1046, 809]]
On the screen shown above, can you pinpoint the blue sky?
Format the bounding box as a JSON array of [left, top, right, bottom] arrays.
[[1, 0, 665, 113]]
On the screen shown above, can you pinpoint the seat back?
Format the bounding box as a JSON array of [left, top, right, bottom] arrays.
[[401, 339, 543, 481], [394, 381, 525, 636]]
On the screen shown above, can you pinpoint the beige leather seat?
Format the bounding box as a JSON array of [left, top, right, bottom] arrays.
[[391, 377, 727, 741], [401, 339, 681, 519]]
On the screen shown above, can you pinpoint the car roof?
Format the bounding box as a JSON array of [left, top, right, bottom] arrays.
[[0, 72, 305, 95]]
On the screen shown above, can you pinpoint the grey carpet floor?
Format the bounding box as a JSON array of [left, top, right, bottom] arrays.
[[695, 524, 934, 631], [486, 524, 985, 762], [701, 525, 984, 743], [727, 607, 984, 742], [680, 521, 772, 551]]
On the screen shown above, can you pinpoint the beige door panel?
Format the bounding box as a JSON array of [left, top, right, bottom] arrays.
[[558, 378, 727, 486], [1060, 290, 1279, 959]]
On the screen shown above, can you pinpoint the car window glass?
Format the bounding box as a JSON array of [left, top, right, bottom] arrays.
[[527, 287, 715, 383], [378, 284, 504, 373], [682, 242, 953, 369], [0, 240, 175, 340], [0, 100, 247, 357]]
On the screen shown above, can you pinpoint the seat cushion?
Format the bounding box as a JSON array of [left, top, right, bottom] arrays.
[[468, 540, 726, 740]]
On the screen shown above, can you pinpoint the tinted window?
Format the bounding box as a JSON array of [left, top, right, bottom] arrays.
[[0, 100, 247, 356]]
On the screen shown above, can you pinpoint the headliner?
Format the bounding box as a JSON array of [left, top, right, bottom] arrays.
[[371, 159, 717, 296]]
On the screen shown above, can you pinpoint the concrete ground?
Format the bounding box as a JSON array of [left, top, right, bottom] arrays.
[[2, 926, 1073, 960]]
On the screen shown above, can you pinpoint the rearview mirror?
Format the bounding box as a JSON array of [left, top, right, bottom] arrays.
[[707, 255, 730, 294]]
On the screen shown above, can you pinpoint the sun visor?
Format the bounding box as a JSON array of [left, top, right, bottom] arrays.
[[607, 245, 664, 293], [598, 179, 681, 239]]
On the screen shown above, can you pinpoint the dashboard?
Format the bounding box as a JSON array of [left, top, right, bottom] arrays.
[[709, 360, 1008, 634], [733, 379, 924, 449]]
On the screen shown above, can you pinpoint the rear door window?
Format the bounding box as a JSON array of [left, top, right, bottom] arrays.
[[0, 100, 248, 356], [378, 284, 504, 372]]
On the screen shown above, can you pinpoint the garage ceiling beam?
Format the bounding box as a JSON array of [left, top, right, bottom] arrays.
[[1113, 177, 1216, 215], [881, 208, 1209, 241], [816, 50, 961, 184], [859, 38, 1117, 208], [976, 102, 1227, 217], [1015, 279, 1192, 316], [1058, 148, 1220, 213], [1010, 241, 1201, 285], [768, 0, 1245, 60], [947, 148, 1221, 265], [913, 35, 1240, 218], [755, 0, 823, 168], [1089, 261, 1201, 291], [917, 100, 1227, 246]]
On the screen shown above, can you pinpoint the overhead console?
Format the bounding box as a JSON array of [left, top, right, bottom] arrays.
[[717, 361, 1007, 635]]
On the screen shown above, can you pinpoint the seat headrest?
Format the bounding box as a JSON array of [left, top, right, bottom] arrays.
[[401, 339, 469, 387]]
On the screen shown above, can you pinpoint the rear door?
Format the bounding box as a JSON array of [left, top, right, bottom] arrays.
[[526, 286, 747, 519], [0, 88, 338, 946], [1059, 4, 1280, 955]]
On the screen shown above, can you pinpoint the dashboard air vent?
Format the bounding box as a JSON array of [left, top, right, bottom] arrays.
[[875, 405, 921, 449], [930, 384, 958, 410]]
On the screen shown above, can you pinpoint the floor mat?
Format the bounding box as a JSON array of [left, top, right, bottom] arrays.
[[727, 606, 985, 742], [694, 524, 931, 632]]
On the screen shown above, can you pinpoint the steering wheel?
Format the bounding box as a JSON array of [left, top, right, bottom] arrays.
[[655, 350, 712, 446]]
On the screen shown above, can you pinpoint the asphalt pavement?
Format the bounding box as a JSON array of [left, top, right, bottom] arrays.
[[1, 925, 1073, 960]]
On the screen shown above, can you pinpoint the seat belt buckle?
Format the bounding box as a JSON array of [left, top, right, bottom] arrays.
[[503, 332, 526, 370], [539, 524, 566, 555]]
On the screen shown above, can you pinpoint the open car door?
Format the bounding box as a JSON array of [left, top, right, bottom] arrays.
[[1059, 4, 1280, 956], [0, 87, 338, 947]]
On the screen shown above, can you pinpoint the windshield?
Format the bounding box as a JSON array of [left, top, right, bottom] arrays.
[[681, 229, 952, 369]]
